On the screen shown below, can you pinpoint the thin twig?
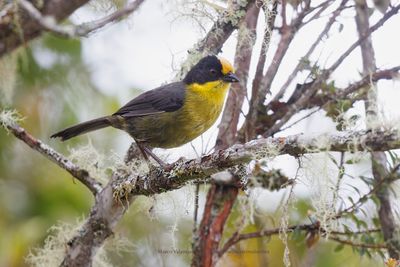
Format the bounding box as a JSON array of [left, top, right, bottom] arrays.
[[220, 223, 386, 256], [75, 0, 145, 36], [332, 163, 400, 220], [328, 236, 387, 249]]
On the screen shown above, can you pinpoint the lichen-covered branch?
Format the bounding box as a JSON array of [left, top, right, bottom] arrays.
[[4, 117, 400, 197], [3, 113, 400, 265], [1, 113, 102, 195]]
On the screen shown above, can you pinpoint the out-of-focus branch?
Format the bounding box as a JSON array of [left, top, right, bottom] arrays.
[[328, 236, 388, 249], [192, 184, 239, 267], [1, 0, 90, 57], [60, 172, 131, 267], [219, 222, 387, 256], [2, 117, 102, 195], [17, 0, 145, 38], [355, 0, 400, 259]]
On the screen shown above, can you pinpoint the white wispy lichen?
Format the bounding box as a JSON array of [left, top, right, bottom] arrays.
[[26, 220, 134, 267], [68, 141, 109, 184], [0, 109, 24, 132], [25, 220, 112, 267]]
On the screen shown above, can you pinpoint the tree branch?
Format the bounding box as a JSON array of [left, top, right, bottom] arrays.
[[2, 115, 102, 195], [17, 0, 145, 38], [220, 223, 387, 257], [3, 118, 400, 265], [1, 0, 90, 57]]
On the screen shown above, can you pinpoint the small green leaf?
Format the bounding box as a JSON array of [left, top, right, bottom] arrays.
[[334, 244, 344, 252]]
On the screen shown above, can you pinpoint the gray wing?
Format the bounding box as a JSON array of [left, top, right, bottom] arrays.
[[113, 82, 186, 117]]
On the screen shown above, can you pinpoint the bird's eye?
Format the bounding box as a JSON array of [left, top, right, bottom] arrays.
[[210, 69, 217, 75]]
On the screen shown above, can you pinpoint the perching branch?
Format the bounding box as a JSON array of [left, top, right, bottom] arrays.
[[3, 114, 400, 265], [4, 118, 400, 197]]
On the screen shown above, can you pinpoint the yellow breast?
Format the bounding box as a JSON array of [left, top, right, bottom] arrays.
[[179, 81, 230, 140]]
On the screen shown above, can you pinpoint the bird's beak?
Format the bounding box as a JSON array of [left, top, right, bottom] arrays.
[[222, 72, 240, 83]]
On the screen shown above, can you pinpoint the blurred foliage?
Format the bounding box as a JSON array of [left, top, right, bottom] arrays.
[[0, 32, 388, 267]]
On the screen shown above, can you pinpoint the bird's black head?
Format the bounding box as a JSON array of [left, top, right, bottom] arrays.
[[183, 55, 239, 85]]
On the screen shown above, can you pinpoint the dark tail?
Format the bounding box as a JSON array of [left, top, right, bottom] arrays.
[[51, 116, 111, 141]]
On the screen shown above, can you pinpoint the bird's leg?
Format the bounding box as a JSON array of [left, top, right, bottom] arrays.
[[136, 142, 150, 161], [136, 142, 167, 168], [142, 146, 168, 168]]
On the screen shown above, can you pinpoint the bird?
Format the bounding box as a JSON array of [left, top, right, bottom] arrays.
[[51, 55, 239, 166]]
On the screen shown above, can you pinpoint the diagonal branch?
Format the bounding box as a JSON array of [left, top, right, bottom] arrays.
[[17, 0, 145, 38], [1, 0, 90, 57], [2, 117, 102, 195]]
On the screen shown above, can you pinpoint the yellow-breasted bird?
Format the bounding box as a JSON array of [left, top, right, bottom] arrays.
[[51, 55, 239, 166]]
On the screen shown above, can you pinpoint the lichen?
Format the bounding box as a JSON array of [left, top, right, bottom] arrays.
[[301, 153, 340, 238], [25, 220, 113, 267], [68, 141, 109, 184], [279, 184, 295, 267], [252, 139, 283, 160], [0, 109, 24, 132]]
